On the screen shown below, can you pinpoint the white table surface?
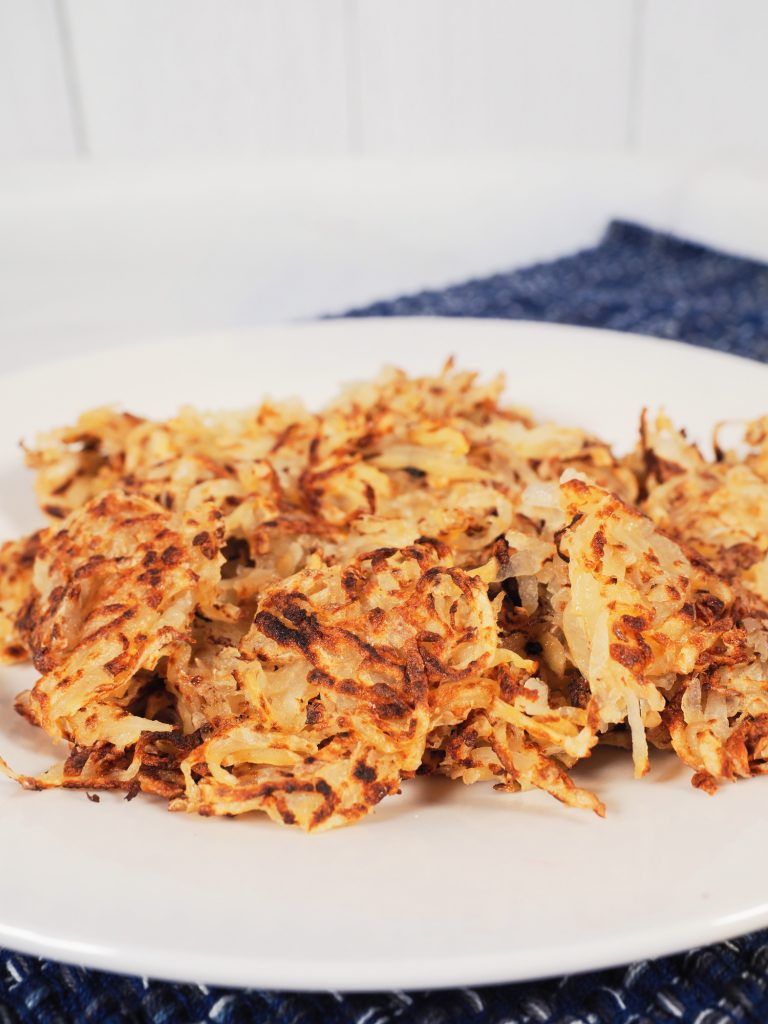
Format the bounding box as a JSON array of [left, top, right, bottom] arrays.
[[1, 153, 767, 371]]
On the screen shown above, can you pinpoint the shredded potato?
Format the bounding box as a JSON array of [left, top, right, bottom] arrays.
[[1, 361, 767, 829]]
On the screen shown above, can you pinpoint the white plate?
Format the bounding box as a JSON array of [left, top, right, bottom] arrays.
[[1, 318, 767, 991]]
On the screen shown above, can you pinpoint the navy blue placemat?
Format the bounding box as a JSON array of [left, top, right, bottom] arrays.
[[3, 221, 768, 1024], [344, 220, 768, 360]]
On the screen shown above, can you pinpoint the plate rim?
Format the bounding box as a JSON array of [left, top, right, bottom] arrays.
[[0, 315, 765, 397], [1, 889, 767, 991]]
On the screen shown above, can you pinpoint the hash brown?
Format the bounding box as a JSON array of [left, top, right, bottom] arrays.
[[1, 362, 767, 829]]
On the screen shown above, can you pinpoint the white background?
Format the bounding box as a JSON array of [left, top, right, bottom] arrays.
[[4, 0, 768, 162], [0, 0, 767, 368]]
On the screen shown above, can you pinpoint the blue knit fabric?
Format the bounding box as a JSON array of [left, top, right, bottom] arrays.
[[344, 220, 768, 359], [3, 221, 768, 1023]]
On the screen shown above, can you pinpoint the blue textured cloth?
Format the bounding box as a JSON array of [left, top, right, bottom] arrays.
[[3, 221, 768, 1024], [344, 220, 768, 359]]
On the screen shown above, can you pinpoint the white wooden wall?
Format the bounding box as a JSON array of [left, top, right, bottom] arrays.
[[1, 0, 766, 161]]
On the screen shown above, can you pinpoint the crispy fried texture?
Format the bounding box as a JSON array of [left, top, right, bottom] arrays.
[[1, 365, 767, 829], [0, 532, 42, 663], [640, 411, 768, 609]]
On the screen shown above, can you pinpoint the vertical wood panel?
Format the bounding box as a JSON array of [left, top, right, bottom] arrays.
[[354, 0, 636, 153], [637, 0, 768, 156], [4, 0, 768, 164], [64, 0, 350, 157], [0, 0, 77, 159]]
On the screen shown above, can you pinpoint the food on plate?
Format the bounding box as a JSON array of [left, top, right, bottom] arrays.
[[1, 362, 766, 830]]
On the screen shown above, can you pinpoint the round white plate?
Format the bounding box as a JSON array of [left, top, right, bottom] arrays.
[[1, 318, 767, 991]]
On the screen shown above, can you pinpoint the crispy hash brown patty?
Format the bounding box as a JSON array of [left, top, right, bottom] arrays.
[[1, 364, 767, 830]]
